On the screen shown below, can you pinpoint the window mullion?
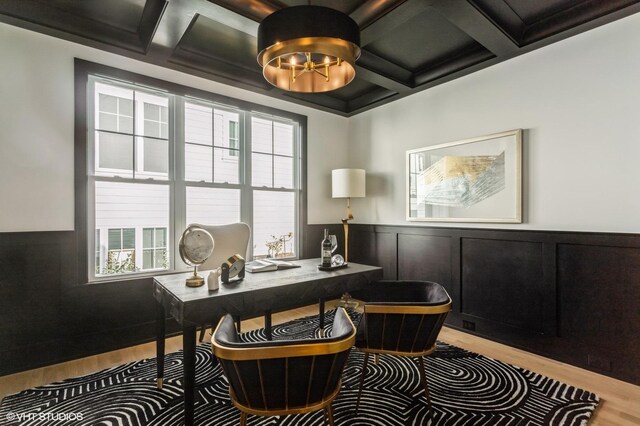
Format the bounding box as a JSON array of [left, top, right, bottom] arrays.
[[242, 111, 253, 259], [173, 96, 186, 271], [132, 90, 137, 179]]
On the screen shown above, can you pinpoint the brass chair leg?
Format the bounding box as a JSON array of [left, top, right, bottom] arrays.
[[355, 352, 370, 415], [374, 354, 379, 365], [418, 356, 433, 422], [240, 411, 247, 426], [326, 404, 335, 426]]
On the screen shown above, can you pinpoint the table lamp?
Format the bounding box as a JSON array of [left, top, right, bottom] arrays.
[[332, 168, 366, 263]]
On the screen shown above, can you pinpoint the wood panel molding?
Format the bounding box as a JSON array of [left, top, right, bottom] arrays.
[[349, 223, 640, 385]]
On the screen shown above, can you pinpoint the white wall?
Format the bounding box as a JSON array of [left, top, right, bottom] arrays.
[[0, 22, 348, 231], [348, 13, 640, 233]]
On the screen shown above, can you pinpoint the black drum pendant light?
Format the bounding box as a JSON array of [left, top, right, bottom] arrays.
[[257, 6, 361, 93]]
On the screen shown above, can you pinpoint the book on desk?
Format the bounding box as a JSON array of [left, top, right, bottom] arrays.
[[245, 259, 301, 273]]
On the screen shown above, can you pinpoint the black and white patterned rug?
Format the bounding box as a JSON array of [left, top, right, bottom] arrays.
[[1, 310, 599, 425]]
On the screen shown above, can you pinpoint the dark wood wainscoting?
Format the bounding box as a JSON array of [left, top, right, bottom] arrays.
[[2, 224, 639, 387], [349, 224, 640, 385], [0, 225, 335, 376]]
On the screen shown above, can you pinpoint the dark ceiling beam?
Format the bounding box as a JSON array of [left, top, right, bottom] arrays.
[[170, 47, 269, 90], [280, 91, 349, 113], [347, 87, 397, 113], [138, 0, 168, 52], [431, 0, 519, 56], [206, 0, 285, 22], [147, 0, 199, 59], [349, 0, 409, 28], [356, 50, 413, 92], [413, 46, 494, 86], [522, 0, 640, 44], [149, 0, 260, 60], [355, 65, 411, 94], [0, 0, 146, 53], [359, 0, 433, 46]]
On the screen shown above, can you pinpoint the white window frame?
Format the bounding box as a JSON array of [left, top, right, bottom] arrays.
[[86, 76, 303, 282]]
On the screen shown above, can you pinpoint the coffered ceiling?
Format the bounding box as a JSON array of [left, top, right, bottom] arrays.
[[1, 0, 639, 116]]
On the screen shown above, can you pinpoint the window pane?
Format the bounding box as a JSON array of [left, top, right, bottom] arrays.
[[252, 153, 272, 187], [214, 147, 239, 184], [186, 187, 240, 226], [108, 229, 121, 250], [96, 85, 133, 133], [118, 116, 133, 134], [274, 122, 293, 156], [156, 228, 166, 247], [123, 228, 135, 249], [185, 103, 212, 145], [252, 117, 272, 153], [97, 131, 133, 176], [155, 249, 167, 268], [143, 249, 153, 270], [96, 182, 169, 276], [143, 228, 153, 248], [99, 94, 117, 114], [144, 120, 160, 138], [274, 156, 293, 189], [137, 93, 168, 138], [145, 102, 159, 120], [229, 121, 238, 139], [185, 144, 212, 182], [98, 113, 117, 132], [141, 137, 168, 175], [253, 191, 295, 257], [119, 98, 133, 116]]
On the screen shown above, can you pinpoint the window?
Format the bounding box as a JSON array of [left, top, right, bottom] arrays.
[[82, 68, 305, 281], [143, 228, 168, 270], [228, 120, 239, 157], [106, 228, 136, 273], [95, 230, 101, 275]]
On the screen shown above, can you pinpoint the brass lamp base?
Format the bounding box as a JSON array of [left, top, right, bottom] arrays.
[[186, 274, 205, 287]]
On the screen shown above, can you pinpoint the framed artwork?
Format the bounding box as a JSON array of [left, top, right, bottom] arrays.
[[406, 129, 522, 223]]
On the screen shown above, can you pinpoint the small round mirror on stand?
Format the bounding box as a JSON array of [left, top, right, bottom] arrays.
[[179, 226, 214, 287]]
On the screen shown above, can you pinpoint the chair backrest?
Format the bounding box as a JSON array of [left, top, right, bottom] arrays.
[[358, 280, 452, 356], [191, 222, 250, 272], [213, 308, 356, 414]]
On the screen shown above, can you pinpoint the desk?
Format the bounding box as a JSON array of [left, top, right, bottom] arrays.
[[153, 259, 382, 426]]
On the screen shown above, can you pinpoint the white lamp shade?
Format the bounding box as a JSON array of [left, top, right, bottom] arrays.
[[332, 168, 366, 198]]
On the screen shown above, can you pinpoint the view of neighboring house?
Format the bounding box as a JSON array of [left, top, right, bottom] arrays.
[[93, 81, 297, 277]]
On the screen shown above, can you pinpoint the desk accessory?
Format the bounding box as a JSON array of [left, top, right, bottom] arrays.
[[221, 254, 245, 284], [179, 226, 214, 287], [208, 269, 221, 291]]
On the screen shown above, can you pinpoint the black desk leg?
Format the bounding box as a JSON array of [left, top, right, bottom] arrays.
[[156, 300, 165, 390], [183, 324, 197, 426], [319, 298, 325, 336], [265, 310, 272, 341]]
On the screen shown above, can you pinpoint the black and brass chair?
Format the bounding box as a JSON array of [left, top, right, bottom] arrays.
[[354, 280, 452, 421], [212, 308, 356, 426]]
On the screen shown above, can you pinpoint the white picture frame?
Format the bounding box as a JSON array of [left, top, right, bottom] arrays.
[[406, 129, 522, 223]]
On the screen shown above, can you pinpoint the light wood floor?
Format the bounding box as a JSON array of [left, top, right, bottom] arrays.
[[1, 301, 639, 425]]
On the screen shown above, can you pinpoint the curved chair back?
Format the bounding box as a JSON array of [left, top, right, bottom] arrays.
[[357, 280, 451, 356], [192, 222, 250, 271], [213, 308, 356, 417]]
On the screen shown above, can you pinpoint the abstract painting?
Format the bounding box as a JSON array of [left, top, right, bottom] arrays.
[[407, 130, 522, 222]]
